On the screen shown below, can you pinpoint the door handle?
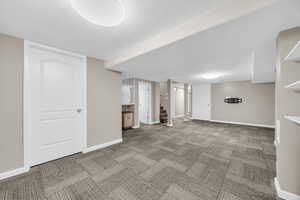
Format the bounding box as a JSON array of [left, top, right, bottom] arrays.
[[77, 108, 82, 113]]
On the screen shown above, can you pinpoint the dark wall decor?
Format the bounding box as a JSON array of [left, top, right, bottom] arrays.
[[224, 97, 243, 104]]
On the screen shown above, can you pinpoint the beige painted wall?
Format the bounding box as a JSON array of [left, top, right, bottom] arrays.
[[211, 81, 275, 126], [276, 27, 300, 195], [87, 57, 122, 147], [0, 33, 122, 174], [0, 34, 24, 173]]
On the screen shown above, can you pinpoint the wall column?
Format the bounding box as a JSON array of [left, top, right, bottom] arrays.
[[167, 79, 173, 126], [184, 83, 190, 121], [190, 85, 193, 119], [133, 79, 140, 128]]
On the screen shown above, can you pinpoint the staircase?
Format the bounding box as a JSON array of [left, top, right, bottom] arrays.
[[160, 105, 168, 124]]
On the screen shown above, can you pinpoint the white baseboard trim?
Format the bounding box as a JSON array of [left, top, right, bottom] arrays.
[[83, 139, 123, 154], [148, 121, 160, 125], [173, 115, 184, 119], [275, 177, 300, 200], [132, 125, 140, 129], [191, 118, 210, 122], [0, 167, 30, 181], [166, 123, 174, 127], [0, 139, 123, 180], [210, 120, 275, 129], [274, 139, 279, 147]]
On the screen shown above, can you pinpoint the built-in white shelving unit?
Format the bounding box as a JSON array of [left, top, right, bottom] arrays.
[[285, 80, 300, 91], [285, 116, 300, 125], [122, 103, 135, 106], [284, 40, 300, 126], [285, 40, 300, 61], [284, 40, 300, 125]]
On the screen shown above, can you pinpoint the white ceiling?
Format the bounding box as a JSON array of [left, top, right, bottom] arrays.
[[0, 0, 230, 60], [1, 0, 299, 84], [105, 0, 278, 68], [112, 0, 300, 83]]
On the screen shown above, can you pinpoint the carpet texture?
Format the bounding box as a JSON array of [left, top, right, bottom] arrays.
[[0, 120, 279, 200]]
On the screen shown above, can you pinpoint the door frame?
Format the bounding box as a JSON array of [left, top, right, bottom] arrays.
[[24, 41, 87, 170]]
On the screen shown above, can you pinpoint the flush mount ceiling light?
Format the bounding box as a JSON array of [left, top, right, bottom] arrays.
[[70, 0, 125, 27], [198, 72, 225, 80]]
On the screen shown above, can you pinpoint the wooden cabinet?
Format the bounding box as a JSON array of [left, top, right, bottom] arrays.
[[122, 111, 134, 129]]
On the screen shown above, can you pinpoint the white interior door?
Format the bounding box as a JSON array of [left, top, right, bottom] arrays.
[[192, 84, 211, 120], [139, 82, 151, 124], [27, 42, 86, 166]]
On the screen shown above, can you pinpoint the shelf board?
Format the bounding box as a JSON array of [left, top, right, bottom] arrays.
[[122, 103, 135, 106], [285, 116, 300, 125], [285, 40, 300, 61], [285, 80, 300, 91]]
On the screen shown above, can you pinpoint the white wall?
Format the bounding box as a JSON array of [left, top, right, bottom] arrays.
[[139, 81, 152, 124], [174, 87, 184, 117], [122, 79, 134, 105]]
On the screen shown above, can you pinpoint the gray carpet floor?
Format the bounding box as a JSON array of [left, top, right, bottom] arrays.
[[0, 120, 279, 200]]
